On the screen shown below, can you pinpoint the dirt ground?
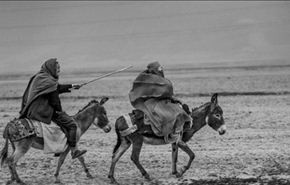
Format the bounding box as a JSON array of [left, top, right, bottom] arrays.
[[0, 66, 290, 185]]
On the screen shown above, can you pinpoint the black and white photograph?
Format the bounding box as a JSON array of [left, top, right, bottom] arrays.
[[0, 1, 290, 185]]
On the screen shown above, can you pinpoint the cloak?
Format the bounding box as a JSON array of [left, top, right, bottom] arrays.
[[129, 71, 191, 140], [19, 60, 58, 118]]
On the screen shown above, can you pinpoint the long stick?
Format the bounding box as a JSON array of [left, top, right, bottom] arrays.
[[79, 65, 133, 87]]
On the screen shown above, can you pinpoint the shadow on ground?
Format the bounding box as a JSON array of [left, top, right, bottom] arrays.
[[172, 177, 290, 185]]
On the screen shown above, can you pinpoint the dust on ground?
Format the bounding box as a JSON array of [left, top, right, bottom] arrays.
[[0, 66, 290, 185]]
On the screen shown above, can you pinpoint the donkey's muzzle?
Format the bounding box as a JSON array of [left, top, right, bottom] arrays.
[[102, 125, 111, 133], [218, 125, 226, 135]]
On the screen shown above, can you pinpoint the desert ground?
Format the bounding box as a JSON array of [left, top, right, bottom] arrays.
[[0, 64, 290, 185]]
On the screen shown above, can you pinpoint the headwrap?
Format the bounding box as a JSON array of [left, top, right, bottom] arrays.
[[147, 61, 164, 77], [40, 58, 59, 79], [129, 68, 173, 107], [19, 58, 59, 117]]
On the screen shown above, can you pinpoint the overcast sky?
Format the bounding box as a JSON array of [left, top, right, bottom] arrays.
[[0, 1, 289, 74]]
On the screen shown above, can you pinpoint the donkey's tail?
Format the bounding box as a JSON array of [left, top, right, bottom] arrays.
[[0, 137, 9, 167], [1, 125, 10, 167], [112, 117, 123, 154]]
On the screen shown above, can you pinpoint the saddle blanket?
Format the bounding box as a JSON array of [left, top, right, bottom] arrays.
[[120, 113, 182, 144], [31, 119, 68, 154], [119, 114, 138, 137], [6, 118, 68, 154]]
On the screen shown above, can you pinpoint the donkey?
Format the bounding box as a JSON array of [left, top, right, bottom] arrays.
[[108, 93, 226, 183], [0, 97, 111, 185]]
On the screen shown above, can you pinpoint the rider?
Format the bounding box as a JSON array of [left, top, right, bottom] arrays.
[[129, 61, 191, 142], [19, 58, 87, 159]]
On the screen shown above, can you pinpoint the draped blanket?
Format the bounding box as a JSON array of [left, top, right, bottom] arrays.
[[4, 119, 36, 141], [32, 119, 68, 154], [19, 72, 58, 118], [5, 118, 67, 154], [129, 72, 191, 142], [129, 72, 173, 105]]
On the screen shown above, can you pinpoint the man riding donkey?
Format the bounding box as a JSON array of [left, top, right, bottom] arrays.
[[129, 61, 191, 143], [19, 58, 87, 159]]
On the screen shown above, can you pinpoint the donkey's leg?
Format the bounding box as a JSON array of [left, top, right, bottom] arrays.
[[130, 135, 150, 180], [108, 138, 131, 184], [78, 156, 93, 178], [4, 139, 16, 185], [7, 147, 17, 185], [171, 143, 179, 175], [8, 139, 32, 185], [6, 165, 16, 185], [54, 147, 70, 183], [5, 140, 16, 185], [176, 140, 195, 177]]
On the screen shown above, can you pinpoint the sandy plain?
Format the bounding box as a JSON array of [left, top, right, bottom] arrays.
[[0, 64, 290, 185]]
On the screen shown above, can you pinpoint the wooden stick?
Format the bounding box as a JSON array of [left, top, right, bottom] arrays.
[[79, 66, 133, 87]]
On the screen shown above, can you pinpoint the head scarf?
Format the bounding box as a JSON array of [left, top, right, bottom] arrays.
[[129, 62, 173, 107], [40, 58, 59, 79], [147, 61, 164, 77]]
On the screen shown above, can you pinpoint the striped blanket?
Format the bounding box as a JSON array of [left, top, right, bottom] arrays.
[[6, 118, 68, 154]]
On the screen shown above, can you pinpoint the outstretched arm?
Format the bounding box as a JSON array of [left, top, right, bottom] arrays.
[[58, 84, 72, 94], [57, 84, 81, 94]]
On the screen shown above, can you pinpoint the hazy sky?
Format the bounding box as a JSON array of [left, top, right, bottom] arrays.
[[0, 1, 289, 74]]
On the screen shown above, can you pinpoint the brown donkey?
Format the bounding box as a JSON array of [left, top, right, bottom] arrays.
[[108, 93, 226, 183], [1, 97, 111, 185]]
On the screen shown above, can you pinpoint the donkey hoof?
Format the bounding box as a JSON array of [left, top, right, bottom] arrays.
[[171, 171, 178, 175], [109, 177, 117, 184], [144, 174, 151, 181], [6, 180, 15, 185], [16, 180, 27, 185], [87, 173, 93, 179], [55, 179, 62, 184], [175, 172, 182, 178]]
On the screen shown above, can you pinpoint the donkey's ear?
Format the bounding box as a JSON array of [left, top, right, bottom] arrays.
[[100, 97, 109, 105], [211, 93, 218, 105]]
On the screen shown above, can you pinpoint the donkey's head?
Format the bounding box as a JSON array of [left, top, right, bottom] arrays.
[[93, 97, 111, 133], [206, 93, 226, 135], [80, 97, 111, 133]]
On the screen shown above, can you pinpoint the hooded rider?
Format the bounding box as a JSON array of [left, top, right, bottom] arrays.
[[19, 58, 87, 159]]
